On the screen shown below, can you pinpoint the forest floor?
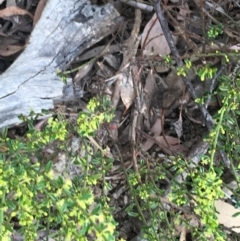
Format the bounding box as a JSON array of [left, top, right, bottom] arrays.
[[1, 0, 240, 240]]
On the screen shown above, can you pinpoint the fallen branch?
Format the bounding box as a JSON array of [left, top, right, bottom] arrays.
[[0, 0, 122, 128]]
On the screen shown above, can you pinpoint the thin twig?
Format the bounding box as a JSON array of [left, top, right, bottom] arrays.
[[119, 0, 153, 12], [204, 66, 224, 109]]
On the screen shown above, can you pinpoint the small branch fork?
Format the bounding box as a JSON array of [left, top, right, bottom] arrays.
[[152, 0, 214, 131]]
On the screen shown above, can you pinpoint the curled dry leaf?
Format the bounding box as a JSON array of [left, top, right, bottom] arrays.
[[173, 114, 183, 138], [0, 6, 33, 19], [141, 13, 170, 56], [120, 74, 135, 110]]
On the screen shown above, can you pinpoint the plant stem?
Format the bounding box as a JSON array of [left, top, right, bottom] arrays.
[[0, 189, 5, 241]]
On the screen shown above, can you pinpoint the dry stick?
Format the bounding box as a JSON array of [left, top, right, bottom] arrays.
[[125, 9, 142, 173], [131, 66, 143, 173], [204, 66, 224, 109], [119, 0, 153, 12], [152, 0, 214, 131], [111, 8, 142, 172]]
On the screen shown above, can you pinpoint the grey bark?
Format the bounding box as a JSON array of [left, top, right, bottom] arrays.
[[0, 0, 121, 128]]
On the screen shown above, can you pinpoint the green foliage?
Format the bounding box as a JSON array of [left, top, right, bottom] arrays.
[[207, 24, 223, 39], [0, 97, 117, 241], [196, 64, 217, 81], [77, 96, 114, 137], [122, 53, 240, 241]]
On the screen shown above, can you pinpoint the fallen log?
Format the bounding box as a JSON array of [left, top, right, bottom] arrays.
[[0, 0, 121, 128]]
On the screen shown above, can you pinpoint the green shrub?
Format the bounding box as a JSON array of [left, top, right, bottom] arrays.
[[0, 97, 116, 241]]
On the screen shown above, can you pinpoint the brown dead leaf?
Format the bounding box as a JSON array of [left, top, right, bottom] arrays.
[[142, 70, 158, 129], [73, 61, 94, 85], [173, 114, 183, 138], [120, 75, 135, 110], [151, 118, 162, 135], [162, 88, 182, 109], [155, 135, 187, 154], [215, 200, 240, 233], [0, 6, 33, 19], [144, 70, 158, 96], [141, 13, 171, 56], [0, 44, 25, 56], [111, 75, 123, 108], [141, 118, 162, 151], [165, 69, 185, 91], [155, 135, 180, 145]]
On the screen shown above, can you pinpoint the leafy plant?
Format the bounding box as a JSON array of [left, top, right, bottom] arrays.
[[0, 97, 117, 241], [207, 24, 223, 39], [120, 53, 240, 241]]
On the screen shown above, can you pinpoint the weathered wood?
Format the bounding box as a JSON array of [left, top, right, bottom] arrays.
[[0, 0, 121, 128]]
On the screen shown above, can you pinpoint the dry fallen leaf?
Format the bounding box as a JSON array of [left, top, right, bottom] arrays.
[[173, 113, 183, 138], [144, 70, 158, 96], [142, 70, 158, 129], [0, 6, 33, 19], [215, 200, 240, 233], [141, 118, 162, 151], [0, 44, 25, 56], [141, 13, 171, 56], [120, 74, 135, 110], [155, 135, 187, 154]]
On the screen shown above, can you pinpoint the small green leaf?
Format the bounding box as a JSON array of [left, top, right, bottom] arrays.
[[45, 161, 53, 172], [232, 212, 240, 217], [91, 204, 101, 215], [127, 211, 139, 217]]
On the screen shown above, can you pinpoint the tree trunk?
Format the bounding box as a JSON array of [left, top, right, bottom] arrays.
[[0, 0, 121, 128]]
